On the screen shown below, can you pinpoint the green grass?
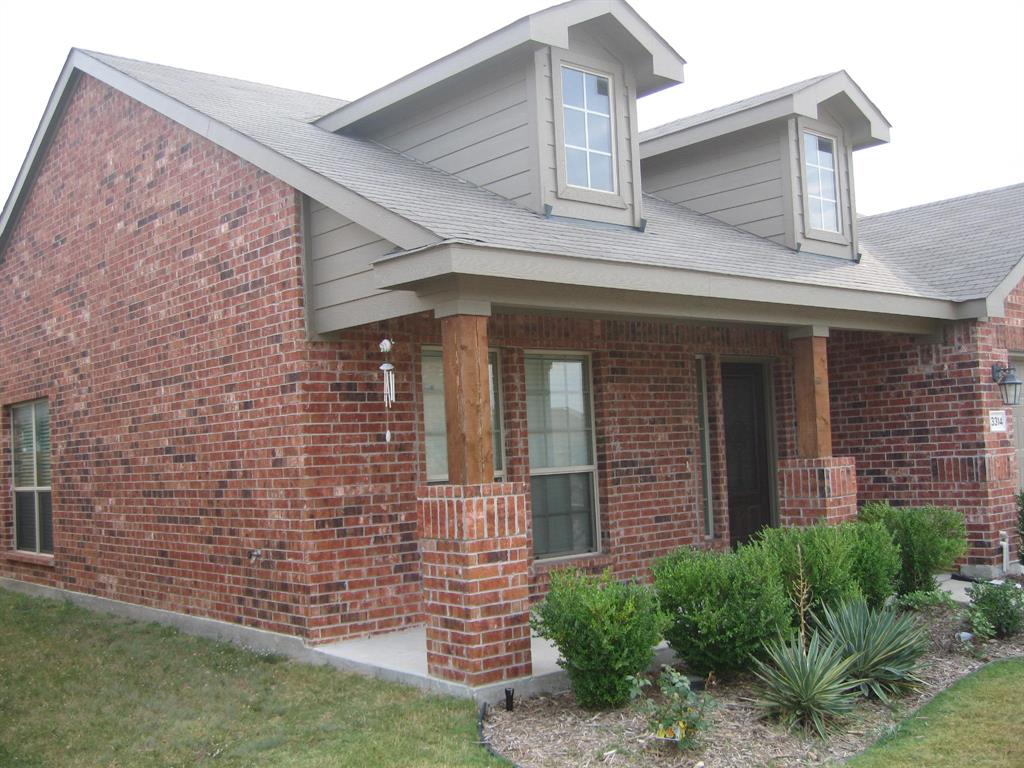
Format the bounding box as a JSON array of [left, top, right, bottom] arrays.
[[849, 657, 1024, 768], [0, 589, 506, 767]]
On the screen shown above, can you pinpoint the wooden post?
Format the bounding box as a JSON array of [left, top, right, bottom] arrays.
[[792, 334, 833, 458], [440, 314, 493, 485]]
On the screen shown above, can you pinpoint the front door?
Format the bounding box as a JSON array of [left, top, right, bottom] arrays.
[[721, 362, 773, 545]]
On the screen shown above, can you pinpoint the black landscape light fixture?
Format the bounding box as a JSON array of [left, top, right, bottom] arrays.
[[992, 363, 1023, 406]]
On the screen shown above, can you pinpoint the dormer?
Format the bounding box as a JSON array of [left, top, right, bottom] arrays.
[[640, 71, 890, 260], [315, 0, 685, 229]]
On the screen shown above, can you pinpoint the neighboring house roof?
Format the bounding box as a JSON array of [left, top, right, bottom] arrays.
[[639, 70, 891, 157], [859, 184, 1024, 306], [314, 0, 687, 132], [1, 49, 1020, 328]]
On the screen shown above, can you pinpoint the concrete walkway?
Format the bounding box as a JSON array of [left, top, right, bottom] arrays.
[[314, 626, 675, 703], [937, 573, 971, 603]]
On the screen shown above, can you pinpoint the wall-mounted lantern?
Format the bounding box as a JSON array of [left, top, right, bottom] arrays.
[[992, 363, 1023, 406]]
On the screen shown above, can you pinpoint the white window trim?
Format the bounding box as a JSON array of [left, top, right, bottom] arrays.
[[797, 123, 851, 246], [550, 49, 630, 211], [420, 347, 506, 484], [802, 130, 842, 234], [10, 399, 52, 555], [524, 350, 601, 561], [560, 65, 618, 194]]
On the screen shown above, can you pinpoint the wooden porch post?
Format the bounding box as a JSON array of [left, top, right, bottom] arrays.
[[440, 314, 493, 485], [792, 333, 833, 459]]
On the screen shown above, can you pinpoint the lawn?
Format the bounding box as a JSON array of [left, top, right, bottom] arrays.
[[848, 657, 1024, 768], [0, 589, 505, 768]]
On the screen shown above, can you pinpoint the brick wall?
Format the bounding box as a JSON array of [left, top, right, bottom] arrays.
[[0, 75, 317, 635], [1, 72, 852, 648], [830, 319, 1020, 571], [300, 315, 801, 640]]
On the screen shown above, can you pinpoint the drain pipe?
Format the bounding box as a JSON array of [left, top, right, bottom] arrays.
[[999, 530, 1011, 575]]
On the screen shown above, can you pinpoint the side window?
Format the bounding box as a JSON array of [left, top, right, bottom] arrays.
[[803, 132, 842, 233], [11, 400, 52, 554], [525, 354, 598, 558], [421, 350, 503, 482], [561, 66, 615, 193]]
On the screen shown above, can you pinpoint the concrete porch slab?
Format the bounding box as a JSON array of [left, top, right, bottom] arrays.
[[313, 626, 676, 704]]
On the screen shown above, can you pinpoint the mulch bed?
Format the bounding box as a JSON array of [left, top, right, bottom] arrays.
[[483, 605, 1024, 768]]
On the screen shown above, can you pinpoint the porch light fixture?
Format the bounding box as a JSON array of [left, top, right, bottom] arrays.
[[992, 363, 1023, 406]]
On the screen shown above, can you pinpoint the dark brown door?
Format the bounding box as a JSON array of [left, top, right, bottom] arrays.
[[721, 362, 772, 546]]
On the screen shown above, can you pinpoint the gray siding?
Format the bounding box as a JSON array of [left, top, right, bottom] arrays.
[[359, 59, 536, 207], [307, 197, 429, 334], [641, 124, 787, 242]]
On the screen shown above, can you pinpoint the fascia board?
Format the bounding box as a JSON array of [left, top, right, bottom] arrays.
[[638, 99, 796, 158], [373, 242, 970, 322], [800, 73, 892, 146], [984, 255, 1024, 318], [0, 50, 439, 254], [316, 0, 685, 132]]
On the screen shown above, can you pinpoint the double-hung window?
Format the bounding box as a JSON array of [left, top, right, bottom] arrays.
[[11, 400, 52, 554], [803, 132, 842, 233], [526, 354, 598, 558], [561, 66, 615, 193], [421, 350, 504, 482]]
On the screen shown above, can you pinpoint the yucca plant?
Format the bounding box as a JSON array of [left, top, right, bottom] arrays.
[[752, 632, 861, 738], [818, 599, 928, 703]]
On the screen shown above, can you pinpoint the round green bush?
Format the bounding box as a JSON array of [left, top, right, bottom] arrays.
[[652, 545, 792, 676], [530, 569, 669, 709], [859, 502, 967, 594], [848, 521, 901, 608]]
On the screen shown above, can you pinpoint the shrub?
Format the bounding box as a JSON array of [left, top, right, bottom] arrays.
[[752, 632, 860, 738], [859, 502, 967, 594], [848, 522, 901, 609], [752, 524, 861, 618], [894, 589, 957, 612], [818, 599, 927, 703], [652, 546, 792, 676], [627, 666, 713, 750], [530, 568, 669, 709], [966, 581, 1024, 639]]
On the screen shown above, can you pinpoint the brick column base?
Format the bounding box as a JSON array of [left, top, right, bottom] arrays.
[[418, 482, 532, 686], [777, 457, 857, 526]]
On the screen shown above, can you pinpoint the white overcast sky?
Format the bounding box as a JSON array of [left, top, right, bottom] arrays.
[[1, 0, 1022, 215]]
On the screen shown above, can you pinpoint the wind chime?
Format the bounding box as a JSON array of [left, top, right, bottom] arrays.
[[379, 338, 396, 443]]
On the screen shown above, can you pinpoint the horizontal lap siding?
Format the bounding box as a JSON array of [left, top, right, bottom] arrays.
[[642, 125, 787, 241], [365, 69, 534, 204]]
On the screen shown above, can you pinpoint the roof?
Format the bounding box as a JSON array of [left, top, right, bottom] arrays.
[[315, 0, 687, 132], [858, 184, 1024, 303], [1, 48, 1021, 327], [639, 70, 891, 158]]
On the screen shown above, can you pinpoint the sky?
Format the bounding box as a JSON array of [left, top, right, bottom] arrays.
[[1, 0, 1022, 215]]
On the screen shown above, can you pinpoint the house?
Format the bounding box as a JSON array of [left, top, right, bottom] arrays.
[[2, 0, 1023, 691]]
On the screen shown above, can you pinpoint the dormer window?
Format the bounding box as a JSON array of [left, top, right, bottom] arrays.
[[803, 132, 842, 233], [561, 66, 615, 193]]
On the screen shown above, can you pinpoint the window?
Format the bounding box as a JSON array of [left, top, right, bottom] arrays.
[[421, 350, 503, 482], [803, 132, 842, 233], [11, 400, 52, 554], [561, 66, 615, 193], [526, 354, 598, 558], [695, 357, 713, 538]]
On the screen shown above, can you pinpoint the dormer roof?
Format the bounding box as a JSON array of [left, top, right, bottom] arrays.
[[640, 70, 890, 158], [314, 0, 686, 133]]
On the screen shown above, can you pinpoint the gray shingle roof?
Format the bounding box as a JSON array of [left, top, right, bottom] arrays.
[[84, 53, 1022, 304], [639, 72, 838, 142], [858, 184, 1024, 302]]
